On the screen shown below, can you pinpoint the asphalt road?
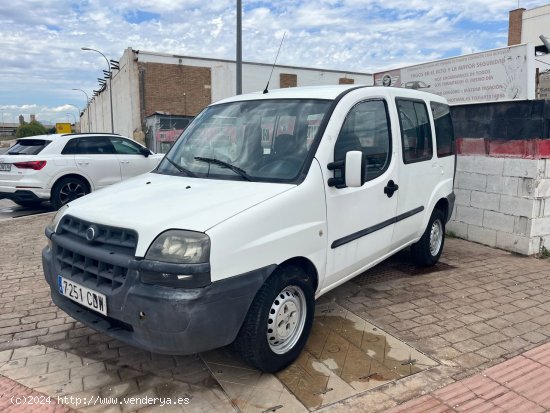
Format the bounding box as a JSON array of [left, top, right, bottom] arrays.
[[0, 148, 7, 154], [0, 198, 54, 220]]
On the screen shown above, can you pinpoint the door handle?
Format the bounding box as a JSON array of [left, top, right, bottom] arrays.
[[77, 161, 89, 165], [120, 160, 130, 164], [384, 180, 399, 198]]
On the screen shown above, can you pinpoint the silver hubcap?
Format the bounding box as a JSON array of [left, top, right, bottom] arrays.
[[59, 182, 86, 205], [429, 219, 443, 256], [267, 285, 307, 355]]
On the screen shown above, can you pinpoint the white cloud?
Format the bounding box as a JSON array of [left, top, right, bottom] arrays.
[[1, 0, 549, 111]]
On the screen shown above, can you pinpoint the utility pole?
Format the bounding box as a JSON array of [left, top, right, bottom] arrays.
[[236, 0, 242, 95]]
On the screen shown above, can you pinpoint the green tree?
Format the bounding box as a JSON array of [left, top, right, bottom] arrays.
[[15, 120, 48, 139]]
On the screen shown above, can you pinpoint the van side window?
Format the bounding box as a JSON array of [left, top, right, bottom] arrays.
[[430, 102, 455, 157], [396, 99, 433, 164], [334, 100, 391, 182]]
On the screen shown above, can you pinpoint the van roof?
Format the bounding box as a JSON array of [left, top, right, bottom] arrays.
[[214, 85, 448, 105]]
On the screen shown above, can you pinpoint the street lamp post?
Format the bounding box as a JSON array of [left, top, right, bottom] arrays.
[[66, 112, 77, 126], [81, 47, 114, 133], [72, 88, 91, 132], [66, 105, 81, 132]]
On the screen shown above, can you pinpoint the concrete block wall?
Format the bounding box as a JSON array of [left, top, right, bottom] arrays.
[[448, 155, 550, 255]]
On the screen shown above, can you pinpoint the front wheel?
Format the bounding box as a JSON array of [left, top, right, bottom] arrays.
[[51, 177, 89, 210], [411, 208, 446, 267], [233, 265, 315, 373]]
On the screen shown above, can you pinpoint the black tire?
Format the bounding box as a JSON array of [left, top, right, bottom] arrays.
[[13, 200, 43, 208], [411, 208, 446, 267], [51, 176, 89, 210], [233, 265, 315, 373]]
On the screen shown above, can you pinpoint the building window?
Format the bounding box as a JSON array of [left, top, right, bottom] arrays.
[[339, 78, 354, 84], [280, 73, 297, 88]]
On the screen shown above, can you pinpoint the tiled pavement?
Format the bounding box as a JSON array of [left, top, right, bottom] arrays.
[[386, 342, 550, 412], [0, 213, 549, 412]]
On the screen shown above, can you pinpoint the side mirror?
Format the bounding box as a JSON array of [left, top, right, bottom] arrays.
[[139, 147, 151, 157], [345, 151, 364, 188]]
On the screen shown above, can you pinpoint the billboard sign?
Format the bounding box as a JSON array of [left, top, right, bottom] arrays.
[[374, 44, 535, 105], [56, 123, 72, 134]]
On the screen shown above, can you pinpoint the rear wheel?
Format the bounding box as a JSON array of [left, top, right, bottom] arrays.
[[51, 177, 89, 210], [411, 208, 446, 267], [234, 265, 315, 373]]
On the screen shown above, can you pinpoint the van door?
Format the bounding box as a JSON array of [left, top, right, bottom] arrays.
[[323, 99, 399, 291], [390, 98, 440, 249]]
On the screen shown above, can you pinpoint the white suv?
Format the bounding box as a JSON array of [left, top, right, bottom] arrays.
[[0, 133, 163, 209], [43, 86, 456, 372]]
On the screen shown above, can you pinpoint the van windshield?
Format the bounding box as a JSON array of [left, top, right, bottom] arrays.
[[156, 99, 332, 182]]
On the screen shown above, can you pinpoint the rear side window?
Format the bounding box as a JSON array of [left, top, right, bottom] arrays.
[[61, 139, 79, 155], [8, 139, 50, 155], [430, 102, 455, 157], [61, 137, 116, 155], [396, 99, 433, 164]]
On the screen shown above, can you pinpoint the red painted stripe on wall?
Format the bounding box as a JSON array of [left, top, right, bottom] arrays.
[[456, 138, 550, 159]]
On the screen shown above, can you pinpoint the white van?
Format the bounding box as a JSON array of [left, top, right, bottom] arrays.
[[42, 85, 455, 373]]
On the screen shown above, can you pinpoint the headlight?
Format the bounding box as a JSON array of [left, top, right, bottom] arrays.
[[46, 204, 69, 234], [145, 230, 210, 264]]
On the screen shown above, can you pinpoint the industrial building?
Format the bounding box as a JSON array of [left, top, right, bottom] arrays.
[[508, 4, 550, 48], [81, 48, 372, 152]]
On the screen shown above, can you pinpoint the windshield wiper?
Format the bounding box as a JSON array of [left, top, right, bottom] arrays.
[[164, 156, 197, 177], [194, 157, 252, 181]]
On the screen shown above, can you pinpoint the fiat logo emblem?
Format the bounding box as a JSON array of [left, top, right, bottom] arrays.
[[86, 225, 98, 242]]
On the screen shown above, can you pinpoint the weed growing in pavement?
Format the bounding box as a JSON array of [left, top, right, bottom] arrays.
[[446, 230, 457, 239], [537, 246, 550, 259]]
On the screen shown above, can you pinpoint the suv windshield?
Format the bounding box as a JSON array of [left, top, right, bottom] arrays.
[[8, 139, 51, 155], [156, 99, 332, 182]]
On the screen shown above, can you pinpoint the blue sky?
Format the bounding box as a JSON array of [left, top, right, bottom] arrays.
[[0, 0, 548, 124]]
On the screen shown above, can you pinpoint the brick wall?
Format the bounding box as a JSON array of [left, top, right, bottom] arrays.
[[138, 62, 211, 117], [508, 8, 525, 46], [280, 73, 297, 88], [339, 78, 354, 84], [447, 100, 550, 255]]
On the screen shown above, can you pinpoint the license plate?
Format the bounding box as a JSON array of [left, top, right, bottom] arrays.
[[57, 275, 107, 315], [0, 163, 10, 172]]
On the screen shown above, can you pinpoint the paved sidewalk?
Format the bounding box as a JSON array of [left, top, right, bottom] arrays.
[[1, 213, 550, 412], [0, 375, 75, 413], [386, 341, 550, 412]]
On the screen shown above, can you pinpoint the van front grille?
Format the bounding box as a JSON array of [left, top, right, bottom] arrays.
[[58, 215, 138, 254], [55, 244, 128, 292]]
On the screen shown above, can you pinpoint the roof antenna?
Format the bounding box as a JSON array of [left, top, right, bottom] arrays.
[[263, 32, 286, 94]]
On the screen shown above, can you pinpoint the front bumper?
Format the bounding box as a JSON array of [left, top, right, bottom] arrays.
[[42, 244, 275, 354]]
